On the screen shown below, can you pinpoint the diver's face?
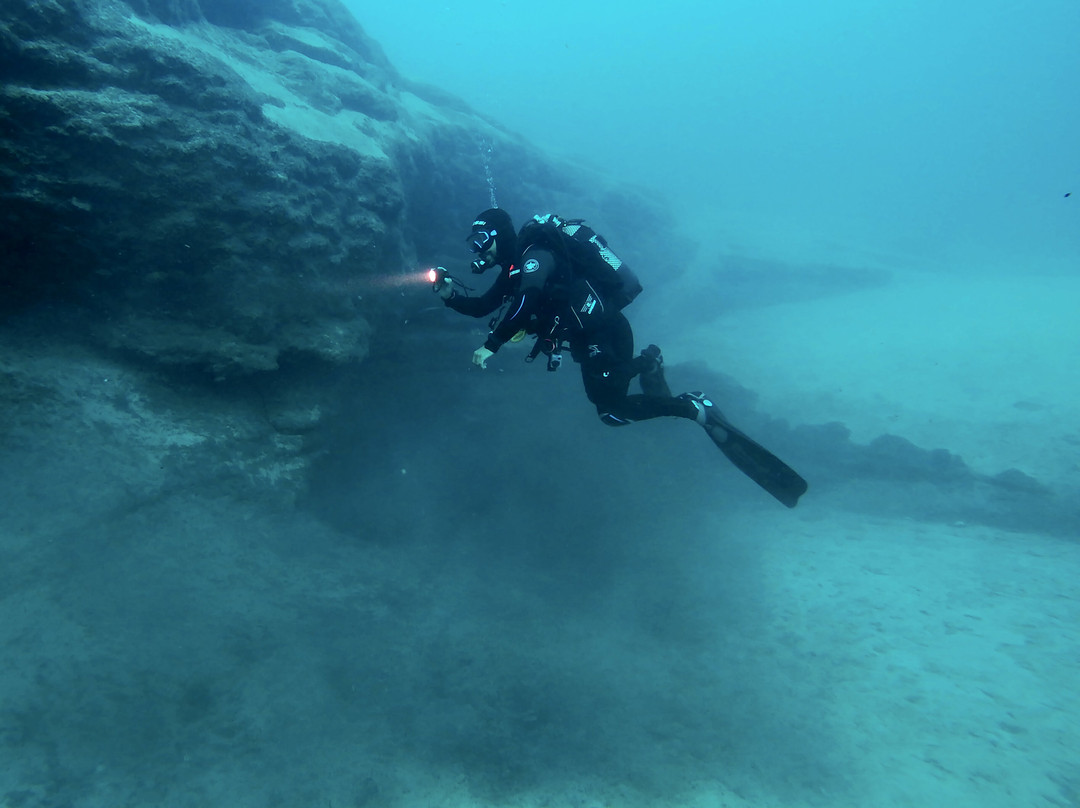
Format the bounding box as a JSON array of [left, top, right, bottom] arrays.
[[469, 237, 499, 273], [467, 227, 499, 270], [473, 238, 497, 270]]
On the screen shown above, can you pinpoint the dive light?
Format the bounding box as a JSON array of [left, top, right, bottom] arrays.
[[428, 266, 449, 291]]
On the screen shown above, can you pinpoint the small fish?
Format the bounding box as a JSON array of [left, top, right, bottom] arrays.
[[1067, 192, 1072, 198]]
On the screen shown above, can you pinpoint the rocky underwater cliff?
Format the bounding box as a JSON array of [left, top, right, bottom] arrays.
[[2, 0, 666, 364], [1, 0, 671, 514]]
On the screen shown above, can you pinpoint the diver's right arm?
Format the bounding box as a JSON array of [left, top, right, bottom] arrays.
[[443, 268, 514, 317]]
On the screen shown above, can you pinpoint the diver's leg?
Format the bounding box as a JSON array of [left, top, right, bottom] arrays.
[[636, 343, 672, 397], [580, 319, 638, 426], [580, 319, 697, 426]]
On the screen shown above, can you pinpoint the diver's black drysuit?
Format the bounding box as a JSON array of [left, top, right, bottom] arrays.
[[445, 236, 698, 427]]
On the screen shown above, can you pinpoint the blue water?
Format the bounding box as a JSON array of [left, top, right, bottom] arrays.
[[351, 0, 1079, 274]]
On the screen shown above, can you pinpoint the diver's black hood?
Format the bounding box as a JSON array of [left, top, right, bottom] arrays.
[[471, 207, 517, 269]]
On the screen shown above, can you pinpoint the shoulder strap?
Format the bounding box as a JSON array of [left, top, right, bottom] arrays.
[[519, 214, 568, 258]]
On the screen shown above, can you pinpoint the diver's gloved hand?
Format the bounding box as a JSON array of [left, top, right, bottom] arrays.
[[428, 267, 454, 299], [472, 346, 495, 369]]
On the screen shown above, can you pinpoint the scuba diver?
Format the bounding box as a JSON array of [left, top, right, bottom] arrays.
[[434, 207, 807, 508]]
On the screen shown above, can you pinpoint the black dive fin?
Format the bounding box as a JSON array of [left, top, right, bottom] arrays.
[[705, 416, 808, 508]]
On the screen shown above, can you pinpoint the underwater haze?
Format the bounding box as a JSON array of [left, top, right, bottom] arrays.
[[4, 0, 1080, 806], [353, 0, 1079, 272]]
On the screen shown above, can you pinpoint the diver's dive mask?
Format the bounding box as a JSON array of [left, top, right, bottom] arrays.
[[468, 228, 497, 273]]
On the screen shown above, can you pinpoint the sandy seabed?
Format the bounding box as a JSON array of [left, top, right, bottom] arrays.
[[393, 508, 1080, 808], [710, 507, 1077, 808], [2, 271, 1077, 808], [582, 270, 1080, 808]]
